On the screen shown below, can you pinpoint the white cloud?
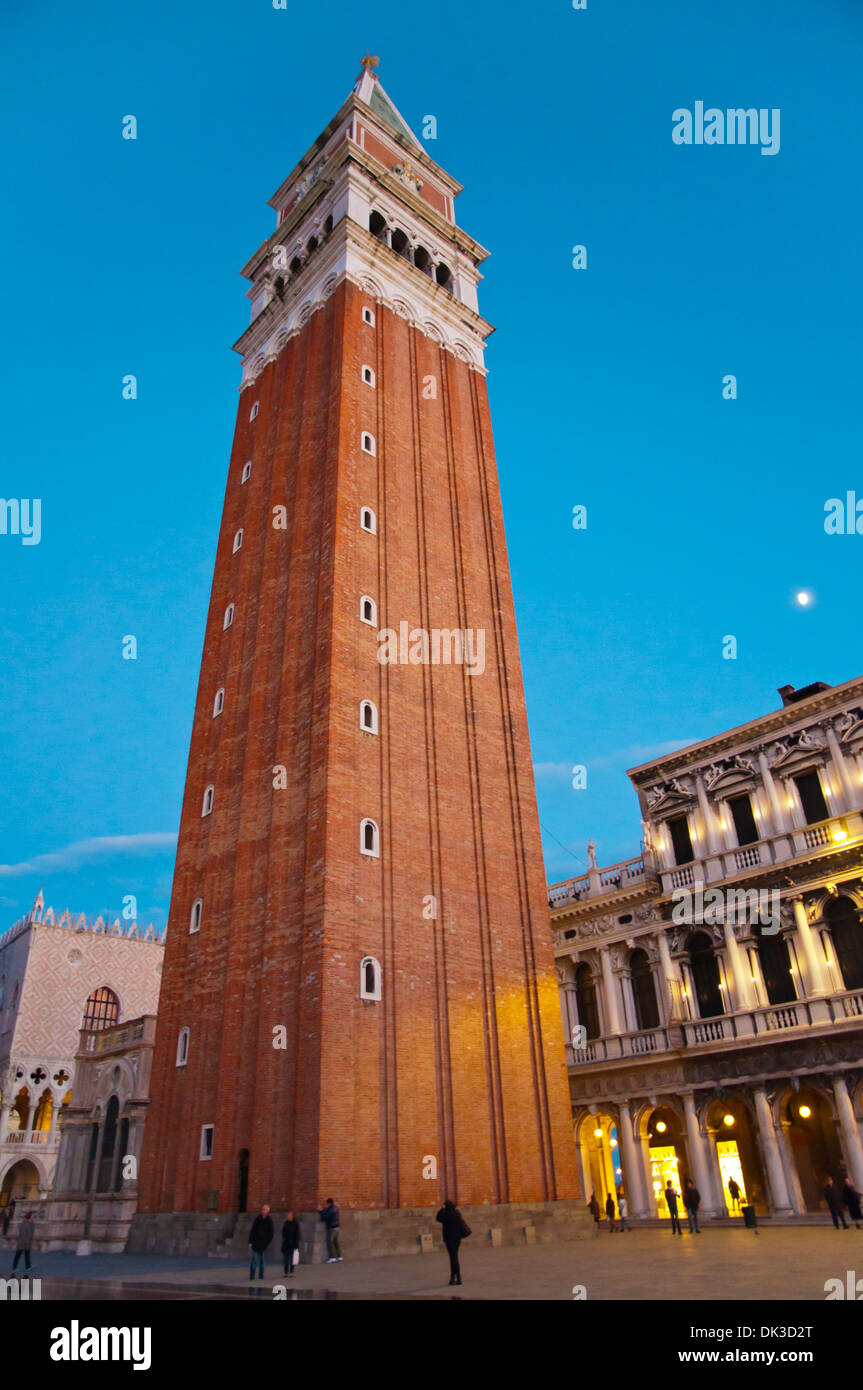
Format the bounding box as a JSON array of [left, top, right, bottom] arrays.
[[0, 833, 178, 879]]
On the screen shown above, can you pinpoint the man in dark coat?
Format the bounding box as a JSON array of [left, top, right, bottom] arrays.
[[842, 1178, 863, 1229], [248, 1204, 274, 1279], [665, 1182, 682, 1234], [683, 1181, 701, 1234], [436, 1199, 466, 1285], [824, 1177, 849, 1230], [281, 1210, 301, 1275], [319, 1198, 342, 1262], [604, 1192, 617, 1232], [11, 1210, 35, 1274]]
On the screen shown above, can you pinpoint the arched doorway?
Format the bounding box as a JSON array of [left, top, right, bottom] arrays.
[[825, 897, 863, 991], [238, 1149, 250, 1214], [1, 1160, 41, 1205], [579, 1113, 620, 1211], [783, 1089, 844, 1212], [687, 932, 725, 1018], [705, 1097, 768, 1214], [646, 1106, 687, 1218]]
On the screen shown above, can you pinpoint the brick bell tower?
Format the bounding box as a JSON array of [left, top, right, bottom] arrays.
[[134, 60, 580, 1246]]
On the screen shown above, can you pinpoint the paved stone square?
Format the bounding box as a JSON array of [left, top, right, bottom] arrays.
[[12, 1225, 863, 1300]]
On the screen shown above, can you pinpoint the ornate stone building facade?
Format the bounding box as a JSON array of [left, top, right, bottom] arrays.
[[551, 677, 863, 1220], [0, 894, 164, 1222], [47, 1015, 157, 1252]]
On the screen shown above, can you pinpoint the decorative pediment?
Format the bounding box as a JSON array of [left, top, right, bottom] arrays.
[[835, 708, 863, 749], [646, 777, 694, 817], [705, 754, 757, 795], [769, 731, 826, 774]]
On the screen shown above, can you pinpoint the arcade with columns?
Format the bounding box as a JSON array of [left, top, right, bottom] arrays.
[[550, 676, 863, 1219]]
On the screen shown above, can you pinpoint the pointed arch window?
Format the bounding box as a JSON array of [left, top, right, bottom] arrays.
[[82, 987, 119, 1032], [360, 700, 378, 734], [360, 956, 382, 1001], [360, 818, 380, 858]]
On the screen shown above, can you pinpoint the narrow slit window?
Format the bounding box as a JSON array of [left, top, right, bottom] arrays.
[[360, 956, 382, 1001], [360, 507, 376, 534], [241, 461, 252, 483], [213, 688, 224, 718], [233, 529, 243, 553], [176, 1027, 190, 1066], [361, 432, 376, 456], [360, 596, 377, 626], [362, 365, 376, 387], [202, 785, 214, 817], [360, 700, 378, 734], [189, 899, 203, 934], [200, 1125, 214, 1160], [362, 307, 375, 326], [223, 604, 235, 630], [249, 402, 259, 421], [360, 818, 380, 857]]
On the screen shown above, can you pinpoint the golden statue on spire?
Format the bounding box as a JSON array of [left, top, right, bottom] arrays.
[[358, 50, 379, 78]]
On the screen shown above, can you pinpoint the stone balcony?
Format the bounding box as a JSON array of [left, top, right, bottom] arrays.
[[2, 1129, 60, 1150], [565, 985, 863, 1066], [660, 811, 863, 895], [548, 854, 654, 908]]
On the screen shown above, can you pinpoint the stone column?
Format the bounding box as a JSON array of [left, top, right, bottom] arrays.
[[695, 776, 720, 855], [656, 929, 685, 1022], [618, 1101, 648, 1216], [620, 971, 638, 1034], [753, 1085, 794, 1214], [638, 1129, 659, 1215], [600, 947, 623, 1035], [826, 726, 857, 811], [757, 751, 785, 833], [778, 1120, 806, 1215], [722, 921, 755, 1011], [833, 1076, 863, 1192], [681, 1092, 719, 1216], [575, 1125, 591, 1206], [0, 1102, 11, 1146], [792, 898, 828, 996]]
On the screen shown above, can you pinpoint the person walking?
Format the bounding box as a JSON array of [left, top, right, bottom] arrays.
[[11, 1210, 35, 1275], [248, 1203, 274, 1280], [436, 1199, 469, 1286], [665, 1182, 682, 1235], [588, 1193, 601, 1235], [683, 1181, 701, 1234], [617, 1192, 632, 1232], [842, 1178, 863, 1230], [604, 1192, 618, 1232], [319, 1198, 342, 1262], [281, 1210, 301, 1275], [824, 1177, 849, 1230], [2, 1199, 15, 1240], [727, 1176, 741, 1212]]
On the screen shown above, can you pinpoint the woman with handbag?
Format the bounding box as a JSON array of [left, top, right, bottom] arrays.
[[436, 1199, 470, 1286], [281, 1210, 301, 1276]]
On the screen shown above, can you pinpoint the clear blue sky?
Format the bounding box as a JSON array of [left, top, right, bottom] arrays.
[[1, 0, 861, 927]]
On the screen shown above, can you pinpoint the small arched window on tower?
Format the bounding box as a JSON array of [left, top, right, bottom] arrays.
[[435, 262, 454, 295], [249, 401, 259, 421], [360, 956, 382, 1001], [362, 365, 376, 388], [223, 603, 235, 630], [306, 235, 318, 256], [360, 507, 376, 534], [323, 214, 333, 236], [213, 687, 225, 718], [189, 899, 203, 934], [362, 306, 376, 326], [290, 256, 303, 276], [232, 529, 243, 553], [176, 1027, 190, 1067], [360, 700, 378, 734], [361, 431, 376, 456], [360, 595, 377, 626], [369, 211, 388, 244], [202, 784, 214, 817], [241, 461, 252, 484], [360, 818, 380, 858]]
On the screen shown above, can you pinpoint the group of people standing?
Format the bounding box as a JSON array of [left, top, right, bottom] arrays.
[[247, 1196, 471, 1285], [590, 1173, 863, 1232]]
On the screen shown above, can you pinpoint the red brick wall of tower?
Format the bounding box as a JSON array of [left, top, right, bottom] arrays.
[[137, 280, 579, 1216]]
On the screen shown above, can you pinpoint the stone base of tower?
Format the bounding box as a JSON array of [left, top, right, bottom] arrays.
[[127, 1202, 593, 1261]]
